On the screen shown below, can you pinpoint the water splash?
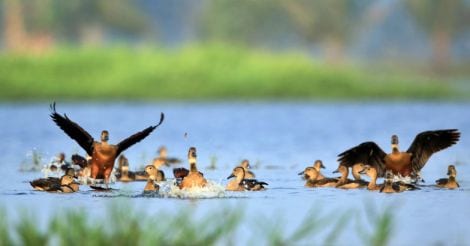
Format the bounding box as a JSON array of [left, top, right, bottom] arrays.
[[159, 180, 226, 199]]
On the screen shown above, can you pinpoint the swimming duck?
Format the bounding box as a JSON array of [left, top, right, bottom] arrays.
[[380, 171, 404, 193], [30, 174, 79, 193], [144, 165, 165, 182], [227, 167, 268, 191], [157, 146, 182, 166], [238, 159, 255, 179], [298, 166, 338, 188], [50, 102, 164, 187], [435, 165, 460, 189], [337, 129, 460, 180], [298, 167, 321, 187], [143, 165, 161, 193], [179, 147, 207, 189]]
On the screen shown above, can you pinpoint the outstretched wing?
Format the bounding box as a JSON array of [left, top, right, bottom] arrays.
[[116, 113, 164, 156], [337, 141, 387, 177], [407, 129, 460, 173], [50, 102, 94, 156]]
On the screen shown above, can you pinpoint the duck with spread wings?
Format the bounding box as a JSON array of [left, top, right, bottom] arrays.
[[50, 102, 164, 188], [337, 129, 460, 182]]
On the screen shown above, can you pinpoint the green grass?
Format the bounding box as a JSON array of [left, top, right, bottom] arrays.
[[0, 44, 459, 101], [0, 203, 395, 246]]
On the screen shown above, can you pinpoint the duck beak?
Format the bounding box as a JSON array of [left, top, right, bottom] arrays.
[[298, 171, 304, 175], [320, 164, 325, 169], [332, 169, 339, 174], [227, 174, 235, 179], [359, 169, 366, 175], [447, 171, 451, 175]]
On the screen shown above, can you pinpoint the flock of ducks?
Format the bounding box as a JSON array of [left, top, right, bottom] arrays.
[[30, 103, 462, 194]]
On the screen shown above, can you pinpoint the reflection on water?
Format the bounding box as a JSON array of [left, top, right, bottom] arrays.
[[0, 102, 469, 244]]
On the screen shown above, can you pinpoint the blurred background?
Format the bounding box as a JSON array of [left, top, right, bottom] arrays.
[[0, 0, 469, 101]]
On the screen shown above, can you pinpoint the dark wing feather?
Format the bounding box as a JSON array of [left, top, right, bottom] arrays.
[[50, 102, 94, 156], [337, 141, 387, 177], [407, 129, 460, 173], [116, 113, 164, 156]]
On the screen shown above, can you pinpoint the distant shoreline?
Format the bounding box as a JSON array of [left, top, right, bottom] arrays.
[[0, 46, 466, 101]]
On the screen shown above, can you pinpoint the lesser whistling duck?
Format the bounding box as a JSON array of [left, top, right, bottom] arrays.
[[30, 174, 79, 193], [338, 129, 460, 181], [227, 167, 268, 191], [144, 165, 165, 182], [238, 159, 255, 179], [157, 146, 182, 166], [143, 165, 160, 192], [50, 102, 164, 188], [179, 147, 207, 189], [436, 165, 460, 189], [298, 167, 320, 187], [380, 171, 407, 193], [298, 166, 338, 188]]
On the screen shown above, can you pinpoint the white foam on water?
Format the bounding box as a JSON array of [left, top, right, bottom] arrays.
[[158, 179, 226, 199]]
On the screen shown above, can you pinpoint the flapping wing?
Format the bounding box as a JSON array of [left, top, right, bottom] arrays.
[[116, 113, 164, 156], [407, 129, 460, 173], [50, 102, 94, 156], [337, 141, 387, 177]]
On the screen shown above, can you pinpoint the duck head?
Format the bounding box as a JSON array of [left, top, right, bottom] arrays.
[[448, 165, 457, 177], [313, 160, 325, 171], [227, 166, 245, 180], [101, 130, 109, 142], [145, 165, 158, 180], [359, 165, 377, 178], [60, 175, 74, 186], [241, 160, 250, 169], [298, 167, 318, 180]]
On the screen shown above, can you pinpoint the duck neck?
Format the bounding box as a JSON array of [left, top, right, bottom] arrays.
[[339, 168, 349, 183], [368, 174, 378, 190], [190, 162, 197, 172], [391, 144, 400, 154], [236, 171, 245, 185], [352, 165, 362, 180]]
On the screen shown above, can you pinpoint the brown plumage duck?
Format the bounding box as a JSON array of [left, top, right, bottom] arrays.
[[338, 129, 460, 180], [435, 165, 459, 189], [298, 166, 338, 188], [143, 165, 161, 193], [50, 102, 164, 187], [227, 167, 268, 191], [30, 174, 79, 193], [179, 147, 207, 189]]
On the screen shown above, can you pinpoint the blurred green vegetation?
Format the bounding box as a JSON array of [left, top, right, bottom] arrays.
[[0, 203, 395, 245], [0, 45, 460, 101]]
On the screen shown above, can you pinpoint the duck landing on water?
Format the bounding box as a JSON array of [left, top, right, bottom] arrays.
[[338, 129, 460, 182]]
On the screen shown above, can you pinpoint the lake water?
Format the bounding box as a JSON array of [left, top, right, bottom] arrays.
[[1, 102, 469, 245]]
